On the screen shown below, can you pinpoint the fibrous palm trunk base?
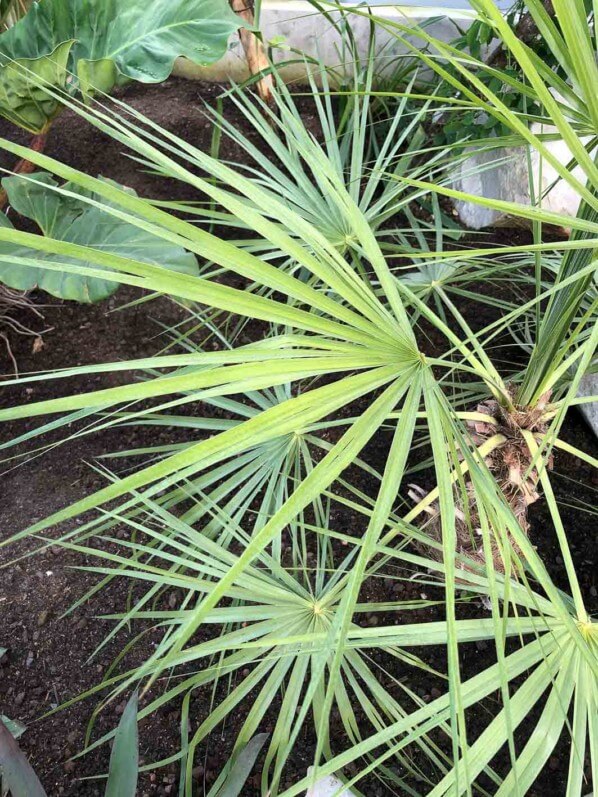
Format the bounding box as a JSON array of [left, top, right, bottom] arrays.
[[410, 387, 552, 573]]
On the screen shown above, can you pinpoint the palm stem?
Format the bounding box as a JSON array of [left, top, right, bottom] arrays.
[[0, 129, 49, 210], [230, 0, 274, 105]]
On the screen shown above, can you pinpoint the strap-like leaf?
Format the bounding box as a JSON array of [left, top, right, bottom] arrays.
[[213, 733, 268, 797], [0, 718, 47, 797], [104, 690, 139, 797]]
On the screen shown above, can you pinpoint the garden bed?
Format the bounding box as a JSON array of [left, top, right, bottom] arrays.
[[0, 79, 596, 796]]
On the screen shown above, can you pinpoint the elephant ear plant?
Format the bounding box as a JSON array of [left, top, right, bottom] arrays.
[[0, 0, 242, 134], [0, 3, 596, 795], [0, 0, 240, 308], [0, 172, 199, 301], [0, 0, 243, 252]]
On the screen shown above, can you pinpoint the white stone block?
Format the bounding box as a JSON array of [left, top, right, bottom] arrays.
[[452, 146, 531, 229], [453, 128, 596, 229]]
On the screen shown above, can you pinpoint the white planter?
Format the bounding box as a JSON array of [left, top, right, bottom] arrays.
[[452, 103, 598, 228], [174, 0, 477, 84]]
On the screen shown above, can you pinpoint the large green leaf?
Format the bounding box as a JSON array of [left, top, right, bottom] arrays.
[[0, 0, 242, 132], [0, 172, 198, 301], [0, 40, 72, 132]]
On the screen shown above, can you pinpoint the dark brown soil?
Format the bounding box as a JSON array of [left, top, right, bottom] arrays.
[[0, 79, 596, 797]]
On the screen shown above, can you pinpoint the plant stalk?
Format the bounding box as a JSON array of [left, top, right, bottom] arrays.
[[0, 129, 49, 209], [230, 0, 274, 105]]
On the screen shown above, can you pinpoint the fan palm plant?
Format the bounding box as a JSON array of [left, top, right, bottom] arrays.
[[0, 2, 596, 794], [330, 0, 598, 527], [47, 483, 592, 797], [357, 0, 598, 398], [160, 62, 463, 288]]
